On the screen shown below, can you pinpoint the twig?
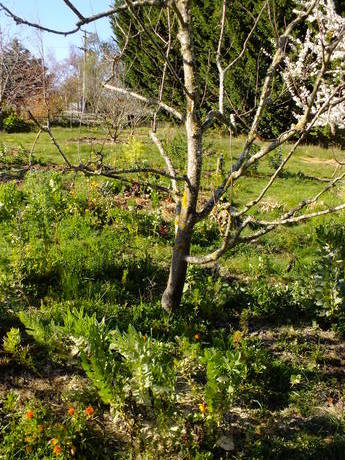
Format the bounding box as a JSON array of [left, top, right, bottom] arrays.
[[29, 128, 42, 171]]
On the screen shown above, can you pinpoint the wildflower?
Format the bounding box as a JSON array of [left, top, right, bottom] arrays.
[[143, 335, 147, 342], [68, 406, 75, 416], [199, 402, 207, 414], [233, 330, 243, 347], [50, 438, 59, 446], [53, 445, 62, 455], [26, 410, 34, 420], [194, 333, 200, 341], [85, 406, 94, 416]]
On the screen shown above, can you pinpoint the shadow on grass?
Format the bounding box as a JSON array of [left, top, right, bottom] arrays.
[[22, 256, 168, 306], [250, 415, 345, 460]]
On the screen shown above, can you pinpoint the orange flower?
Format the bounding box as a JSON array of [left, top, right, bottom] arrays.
[[143, 335, 147, 342], [85, 406, 94, 416], [198, 402, 207, 414], [53, 445, 62, 455], [26, 410, 34, 420], [68, 406, 75, 416], [194, 333, 200, 341], [50, 438, 59, 446]]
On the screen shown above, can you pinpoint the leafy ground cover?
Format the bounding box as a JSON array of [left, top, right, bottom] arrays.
[[0, 127, 345, 458]]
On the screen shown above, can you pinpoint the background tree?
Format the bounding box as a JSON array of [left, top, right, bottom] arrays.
[[0, 35, 49, 128]]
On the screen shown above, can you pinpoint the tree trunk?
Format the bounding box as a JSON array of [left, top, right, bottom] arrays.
[[161, 0, 202, 311], [111, 126, 118, 143], [161, 225, 192, 311]]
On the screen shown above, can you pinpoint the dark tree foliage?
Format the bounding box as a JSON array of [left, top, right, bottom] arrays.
[[112, 0, 296, 137], [334, 0, 345, 16]]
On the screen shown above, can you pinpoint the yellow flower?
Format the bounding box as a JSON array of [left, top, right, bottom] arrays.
[[198, 403, 207, 414]]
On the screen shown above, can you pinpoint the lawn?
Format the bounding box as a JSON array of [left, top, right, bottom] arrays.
[[0, 126, 345, 459]]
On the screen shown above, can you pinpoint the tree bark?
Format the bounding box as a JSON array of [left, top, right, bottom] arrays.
[[161, 0, 202, 311], [161, 224, 193, 311]]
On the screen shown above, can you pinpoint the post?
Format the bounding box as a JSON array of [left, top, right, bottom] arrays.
[[80, 29, 91, 114]]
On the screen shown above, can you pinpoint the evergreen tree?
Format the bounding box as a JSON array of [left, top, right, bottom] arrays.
[[112, 0, 296, 137]]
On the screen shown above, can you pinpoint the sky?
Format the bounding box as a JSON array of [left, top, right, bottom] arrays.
[[0, 0, 114, 62]]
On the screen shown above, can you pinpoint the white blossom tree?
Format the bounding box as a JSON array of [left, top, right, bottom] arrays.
[[1, 0, 345, 310], [284, 0, 345, 132]]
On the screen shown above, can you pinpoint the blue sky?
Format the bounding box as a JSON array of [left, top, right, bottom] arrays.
[[0, 0, 113, 62]]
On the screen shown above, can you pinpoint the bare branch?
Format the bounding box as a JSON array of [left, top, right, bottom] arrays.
[[236, 140, 304, 218], [152, 7, 173, 132], [202, 110, 229, 132], [239, 168, 345, 247], [62, 0, 85, 21], [0, 1, 170, 36], [27, 110, 72, 168], [104, 84, 184, 121], [29, 129, 42, 170], [185, 216, 251, 265], [247, 0, 318, 143], [150, 131, 180, 196], [124, 0, 192, 98], [78, 164, 171, 193], [188, 170, 345, 265], [100, 165, 185, 183], [224, 2, 267, 74], [239, 202, 345, 246], [216, 0, 267, 114], [259, 203, 345, 227]]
